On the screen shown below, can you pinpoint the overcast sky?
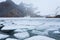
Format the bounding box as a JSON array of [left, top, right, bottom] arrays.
[[0, 0, 60, 16]]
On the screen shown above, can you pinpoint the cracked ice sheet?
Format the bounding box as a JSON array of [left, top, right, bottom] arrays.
[[1, 25, 36, 30], [1, 18, 60, 31], [1, 22, 60, 31]]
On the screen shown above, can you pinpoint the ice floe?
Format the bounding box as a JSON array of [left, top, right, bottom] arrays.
[[14, 32, 29, 39], [14, 29, 27, 32], [24, 36, 56, 40], [0, 34, 9, 39], [6, 38, 17, 40]]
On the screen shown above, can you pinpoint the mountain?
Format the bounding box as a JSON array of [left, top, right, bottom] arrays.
[[0, 0, 42, 17], [0, 0, 24, 17]]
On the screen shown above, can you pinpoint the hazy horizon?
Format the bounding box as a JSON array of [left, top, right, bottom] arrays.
[[0, 0, 60, 16]]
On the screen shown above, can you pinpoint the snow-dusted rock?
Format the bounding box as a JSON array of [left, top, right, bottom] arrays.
[[14, 32, 29, 39], [6, 38, 17, 40], [24, 36, 56, 40], [0, 34, 9, 39]]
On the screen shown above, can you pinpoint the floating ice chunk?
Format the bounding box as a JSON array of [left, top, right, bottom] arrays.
[[6, 38, 17, 40], [14, 29, 27, 32], [14, 32, 29, 39], [31, 30, 45, 35], [44, 29, 58, 36], [47, 28, 58, 31], [1, 25, 35, 30], [1, 25, 23, 30], [1, 25, 17, 30], [0, 34, 9, 39], [24, 36, 56, 40], [53, 31, 60, 34], [35, 25, 50, 30], [45, 22, 60, 25]]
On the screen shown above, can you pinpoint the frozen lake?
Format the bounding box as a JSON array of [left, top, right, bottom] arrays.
[[0, 18, 60, 40]]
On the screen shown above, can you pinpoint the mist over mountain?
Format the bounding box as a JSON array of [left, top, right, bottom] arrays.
[[0, 0, 60, 18], [0, 0, 41, 17]]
